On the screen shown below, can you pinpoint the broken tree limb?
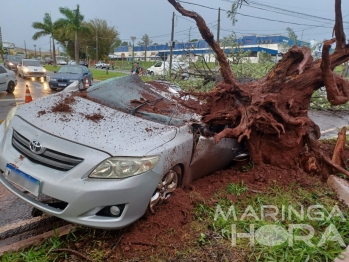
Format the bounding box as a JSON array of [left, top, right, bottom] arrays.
[[332, 126, 347, 166]]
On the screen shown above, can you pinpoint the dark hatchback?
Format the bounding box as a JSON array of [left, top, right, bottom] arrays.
[[48, 65, 93, 90], [4, 55, 22, 71]]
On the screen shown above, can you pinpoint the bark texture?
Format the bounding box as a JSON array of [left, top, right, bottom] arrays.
[[168, 0, 349, 178]]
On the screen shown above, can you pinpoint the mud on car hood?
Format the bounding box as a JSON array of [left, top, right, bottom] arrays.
[[15, 94, 177, 156]]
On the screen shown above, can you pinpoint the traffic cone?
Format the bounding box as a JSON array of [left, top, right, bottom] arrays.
[[25, 85, 33, 103], [85, 78, 89, 89]]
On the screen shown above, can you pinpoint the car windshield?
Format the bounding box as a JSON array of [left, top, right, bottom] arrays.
[[86, 75, 194, 126], [23, 60, 41, 66], [57, 66, 83, 74], [8, 56, 22, 62]]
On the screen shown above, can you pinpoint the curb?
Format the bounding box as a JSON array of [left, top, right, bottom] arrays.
[[327, 175, 349, 262], [0, 224, 75, 256]]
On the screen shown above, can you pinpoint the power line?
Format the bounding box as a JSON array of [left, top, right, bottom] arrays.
[[176, 1, 337, 29]]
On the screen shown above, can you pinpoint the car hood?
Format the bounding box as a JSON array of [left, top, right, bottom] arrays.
[[15, 93, 177, 156], [50, 73, 82, 80], [26, 66, 45, 71]]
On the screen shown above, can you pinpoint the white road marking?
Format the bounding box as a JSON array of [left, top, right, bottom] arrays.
[[0, 99, 24, 102], [321, 127, 337, 134]]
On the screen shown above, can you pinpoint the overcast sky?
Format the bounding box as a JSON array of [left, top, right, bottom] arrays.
[[1, 0, 349, 52]]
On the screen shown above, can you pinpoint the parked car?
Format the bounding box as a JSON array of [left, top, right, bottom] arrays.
[[147, 61, 189, 76], [0, 65, 17, 93], [79, 61, 88, 67], [68, 60, 76, 65], [4, 55, 22, 71], [57, 59, 67, 65], [45, 58, 53, 65], [0, 75, 245, 229], [48, 65, 93, 90], [95, 61, 110, 69], [17, 59, 46, 79]]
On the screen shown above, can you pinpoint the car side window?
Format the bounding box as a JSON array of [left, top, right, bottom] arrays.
[[154, 62, 162, 67], [0, 66, 6, 74], [82, 67, 88, 74]]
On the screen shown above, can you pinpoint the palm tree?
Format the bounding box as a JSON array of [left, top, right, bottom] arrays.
[[0, 43, 4, 62], [32, 13, 57, 66], [55, 4, 90, 63]]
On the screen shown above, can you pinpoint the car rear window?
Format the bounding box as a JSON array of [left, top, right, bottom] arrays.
[[86, 75, 194, 126]]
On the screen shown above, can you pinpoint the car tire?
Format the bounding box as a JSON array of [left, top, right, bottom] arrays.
[[150, 71, 154, 76], [6, 81, 15, 93], [79, 81, 84, 90], [147, 165, 182, 214]]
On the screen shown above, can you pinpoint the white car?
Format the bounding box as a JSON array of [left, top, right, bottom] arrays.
[[17, 59, 46, 79], [147, 61, 189, 76], [68, 60, 76, 65], [0, 75, 245, 229], [95, 61, 110, 69], [57, 60, 67, 65], [0, 65, 17, 93]]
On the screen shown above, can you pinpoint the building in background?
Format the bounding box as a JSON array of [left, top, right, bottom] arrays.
[[113, 35, 310, 63]]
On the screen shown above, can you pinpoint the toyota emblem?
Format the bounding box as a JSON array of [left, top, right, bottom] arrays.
[[29, 140, 45, 154]]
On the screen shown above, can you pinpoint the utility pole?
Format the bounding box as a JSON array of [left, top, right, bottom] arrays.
[[169, 12, 175, 76], [39, 47, 41, 59], [24, 40, 27, 59], [188, 27, 191, 42], [96, 29, 98, 62], [215, 7, 221, 66], [34, 45, 36, 57]]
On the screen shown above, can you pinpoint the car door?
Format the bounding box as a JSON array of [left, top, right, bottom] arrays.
[[188, 131, 240, 182], [0, 66, 8, 90], [153, 62, 163, 75]]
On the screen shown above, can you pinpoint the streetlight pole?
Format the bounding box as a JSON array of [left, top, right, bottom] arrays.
[[34, 45, 36, 57], [131, 36, 136, 63], [39, 47, 41, 60]]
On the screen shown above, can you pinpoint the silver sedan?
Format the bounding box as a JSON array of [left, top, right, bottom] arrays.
[[0, 65, 17, 93], [0, 75, 244, 229]]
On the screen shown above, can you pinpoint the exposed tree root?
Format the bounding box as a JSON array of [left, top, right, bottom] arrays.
[[168, 0, 349, 178]]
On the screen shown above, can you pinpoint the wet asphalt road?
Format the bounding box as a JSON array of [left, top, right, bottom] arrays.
[[0, 73, 348, 244]]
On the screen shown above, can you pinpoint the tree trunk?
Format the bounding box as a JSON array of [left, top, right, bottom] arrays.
[[75, 31, 79, 64], [168, 0, 349, 178], [52, 36, 57, 67]]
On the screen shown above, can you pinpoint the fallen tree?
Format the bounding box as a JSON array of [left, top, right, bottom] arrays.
[[168, 0, 349, 179]]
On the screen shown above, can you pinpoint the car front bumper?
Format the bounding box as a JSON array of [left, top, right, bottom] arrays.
[[0, 118, 161, 229]]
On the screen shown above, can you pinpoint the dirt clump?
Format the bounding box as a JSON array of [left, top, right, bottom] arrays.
[[85, 113, 104, 122], [51, 103, 72, 113]]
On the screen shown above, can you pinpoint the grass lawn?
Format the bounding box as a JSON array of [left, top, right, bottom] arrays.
[[44, 65, 127, 81]]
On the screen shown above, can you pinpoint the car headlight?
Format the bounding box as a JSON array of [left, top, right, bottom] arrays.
[[23, 68, 28, 73], [50, 78, 57, 81], [89, 156, 160, 179], [4, 106, 17, 130], [43, 68, 46, 72], [9, 62, 13, 66]]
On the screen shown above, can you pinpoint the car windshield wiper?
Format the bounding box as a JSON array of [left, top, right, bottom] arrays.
[[131, 98, 163, 116]]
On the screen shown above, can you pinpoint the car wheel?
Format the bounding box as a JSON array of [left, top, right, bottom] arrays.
[[150, 71, 154, 76], [6, 81, 15, 93], [148, 165, 182, 214], [79, 81, 84, 90]]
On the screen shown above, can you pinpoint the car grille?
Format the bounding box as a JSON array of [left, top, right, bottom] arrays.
[[57, 79, 68, 83], [28, 72, 45, 76], [12, 130, 83, 171]]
